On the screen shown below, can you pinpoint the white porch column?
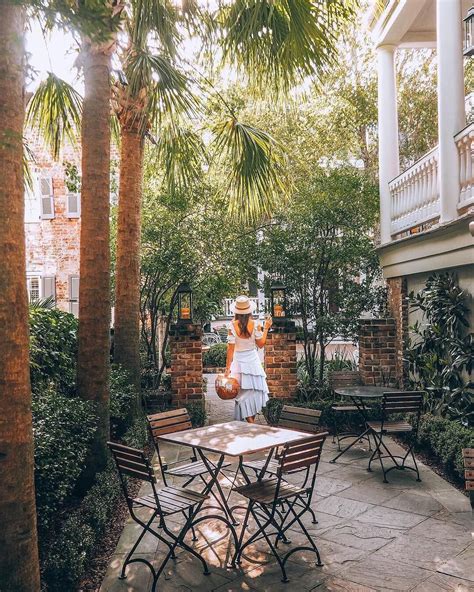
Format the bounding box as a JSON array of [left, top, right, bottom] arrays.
[[437, 0, 466, 223], [377, 44, 400, 244]]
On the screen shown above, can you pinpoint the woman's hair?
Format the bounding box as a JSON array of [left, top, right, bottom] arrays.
[[235, 313, 251, 338]]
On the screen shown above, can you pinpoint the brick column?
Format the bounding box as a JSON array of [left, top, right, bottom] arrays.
[[265, 320, 298, 399], [359, 318, 398, 387], [169, 323, 203, 408], [387, 277, 409, 387]]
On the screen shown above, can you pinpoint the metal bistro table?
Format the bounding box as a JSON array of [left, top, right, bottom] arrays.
[[157, 420, 312, 544], [330, 386, 398, 463]]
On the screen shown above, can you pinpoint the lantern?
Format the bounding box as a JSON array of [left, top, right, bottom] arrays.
[[177, 282, 193, 323], [270, 282, 286, 318], [464, 7, 474, 56]]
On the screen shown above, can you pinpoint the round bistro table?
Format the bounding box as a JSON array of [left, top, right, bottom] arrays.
[[330, 386, 398, 463]]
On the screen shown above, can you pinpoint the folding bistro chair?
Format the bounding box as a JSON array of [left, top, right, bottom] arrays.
[[234, 432, 328, 583], [108, 441, 237, 590], [147, 408, 234, 520], [241, 405, 322, 525], [367, 391, 424, 483], [462, 448, 474, 511]]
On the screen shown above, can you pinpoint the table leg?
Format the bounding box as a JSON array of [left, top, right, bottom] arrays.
[[330, 397, 371, 463]]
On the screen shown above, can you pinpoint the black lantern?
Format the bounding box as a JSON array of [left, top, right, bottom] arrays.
[[464, 7, 474, 56], [177, 282, 193, 324], [270, 282, 286, 318]]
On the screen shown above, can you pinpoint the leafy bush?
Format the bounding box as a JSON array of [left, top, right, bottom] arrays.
[[203, 343, 227, 368], [186, 402, 207, 427], [32, 390, 97, 536], [406, 273, 473, 425], [29, 308, 78, 396], [110, 364, 137, 436], [416, 414, 474, 480], [123, 415, 149, 449]]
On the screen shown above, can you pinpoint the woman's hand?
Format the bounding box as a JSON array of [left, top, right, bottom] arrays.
[[264, 316, 273, 331]]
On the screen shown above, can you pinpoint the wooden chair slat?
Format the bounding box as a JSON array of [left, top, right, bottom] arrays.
[[464, 458, 474, 468], [119, 465, 155, 482], [466, 481, 474, 491], [151, 422, 193, 437], [281, 455, 321, 473], [147, 408, 188, 422], [278, 419, 321, 433], [149, 415, 191, 429], [462, 448, 474, 458], [108, 441, 143, 457], [280, 411, 322, 424], [464, 470, 474, 480], [117, 457, 150, 474], [282, 405, 322, 418]]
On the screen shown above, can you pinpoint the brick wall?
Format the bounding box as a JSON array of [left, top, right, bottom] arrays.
[[264, 322, 298, 399], [169, 323, 204, 408], [387, 277, 409, 386], [359, 318, 398, 387]]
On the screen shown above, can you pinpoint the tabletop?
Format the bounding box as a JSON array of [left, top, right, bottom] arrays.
[[157, 421, 312, 457], [335, 386, 399, 399]]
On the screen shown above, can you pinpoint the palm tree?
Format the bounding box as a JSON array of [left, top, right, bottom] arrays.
[[0, 4, 41, 589], [112, 0, 357, 387]]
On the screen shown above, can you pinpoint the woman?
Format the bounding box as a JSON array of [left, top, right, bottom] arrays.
[[225, 296, 272, 423]]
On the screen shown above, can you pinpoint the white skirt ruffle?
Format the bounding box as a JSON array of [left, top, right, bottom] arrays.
[[230, 349, 269, 421]]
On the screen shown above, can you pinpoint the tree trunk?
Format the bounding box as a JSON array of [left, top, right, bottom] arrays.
[[0, 5, 41, 590], [114, 127, 144, 399], [77, 44, 112, 475]]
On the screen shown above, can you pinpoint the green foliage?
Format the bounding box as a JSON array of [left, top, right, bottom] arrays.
[[406, 273, 473, 425], [29, 308, 78, 397], [186, 402, 207, 428], [32, 390, 97, 536], [123, 415, 150, 449], [203, 343, 228, 368], [110, 364, 138, 435], [416, 414, 474, 481], [42, 462, 122, 592]]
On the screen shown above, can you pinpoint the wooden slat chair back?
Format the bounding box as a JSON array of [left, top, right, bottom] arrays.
[[278, 433, 326, 476], [382, 391, 424, 416], [278, 405, 322, 433], [147, 408, 192, 440], [329, 371, 366, 450], [328, 371, 362, 389], [463, 449, 474, 509]]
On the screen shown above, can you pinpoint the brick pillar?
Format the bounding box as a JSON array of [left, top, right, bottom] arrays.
[[265, 320, 298, 399], [169, 323, 203, 408], [387, 277, 409, 387], [359, 318, 398, 387]]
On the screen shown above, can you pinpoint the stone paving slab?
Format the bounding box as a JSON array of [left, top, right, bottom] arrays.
[[101, 385, 473, 592]]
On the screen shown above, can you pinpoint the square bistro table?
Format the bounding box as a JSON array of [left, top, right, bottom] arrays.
[[157, 421, 312, 531], [330, 386, 398, 463]]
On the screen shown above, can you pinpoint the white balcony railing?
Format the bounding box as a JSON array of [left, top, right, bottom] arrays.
[[223, 297, 269, 318], [389, 146, 440, 235], [456, 123, 474, 209]]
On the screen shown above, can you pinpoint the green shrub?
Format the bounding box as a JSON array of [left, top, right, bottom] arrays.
[[203, 343, 227, 368], [123, 415, 149, 449], [186, 402, 207, 427], [29, 308, 78, 396], [110, 364, 137, 436], [416, 414, 474, 480], [32, 390, 97, 536]]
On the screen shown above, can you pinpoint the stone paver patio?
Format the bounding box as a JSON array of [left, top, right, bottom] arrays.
[[101, 377, 473, 591]]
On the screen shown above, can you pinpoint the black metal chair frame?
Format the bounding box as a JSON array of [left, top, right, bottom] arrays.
[[147, 410, 238, 525], [108, 441, 238, 591], [241, 405, 322, 527], [233, 433, 328, 583], [330, 394, 373, 461], [366, 391, 424, 483]]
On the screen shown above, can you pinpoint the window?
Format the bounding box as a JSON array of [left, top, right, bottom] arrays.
[[25, 174, 41, 223], [40, 176, 54, 219], [27, 276, 40, 302], [42, 276, 56, 303], [69, 275, 79, 317], [67, 192, 80, 218]]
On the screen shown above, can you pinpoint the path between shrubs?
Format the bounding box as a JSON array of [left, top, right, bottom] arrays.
[[100, 379, 473, 592]]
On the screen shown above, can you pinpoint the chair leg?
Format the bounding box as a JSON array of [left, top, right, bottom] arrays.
[[284, 504, 322, 566], [120, 511, 158, 579], [233, 502, 252, 565], [251, 506, 289, 583], [367, 431, 381, 473]]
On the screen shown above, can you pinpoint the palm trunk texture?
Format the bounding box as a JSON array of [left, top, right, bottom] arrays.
[[0, 5, 41, 590], [114, 127, 144, 397], [77, 46, 112, 475]]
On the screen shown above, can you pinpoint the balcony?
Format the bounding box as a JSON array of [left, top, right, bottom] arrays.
[[388, 123, 474, 237], [222, 297, 269, 318]]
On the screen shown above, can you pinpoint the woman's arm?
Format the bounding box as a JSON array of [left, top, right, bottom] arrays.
[[225, 343, 235, 375], [256, 317, 273, 348]]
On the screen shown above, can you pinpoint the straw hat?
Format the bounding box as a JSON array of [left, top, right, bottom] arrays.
[[230, 295, 256, 315]]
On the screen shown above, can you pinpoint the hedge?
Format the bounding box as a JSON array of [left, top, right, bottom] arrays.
[[203, 343, 227, 368], [41, 417, 149, 591]]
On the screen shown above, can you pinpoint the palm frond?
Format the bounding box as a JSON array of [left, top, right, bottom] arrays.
[[29, 296, 56, 310], [211, 118, 287, 222], [123, 50, 200, 127], [220, 0, 357, 93], [26, 73, 82, 160], [23, 140, 36, 192], [130, 0, 179, 55], [156, 123, 207, 194]]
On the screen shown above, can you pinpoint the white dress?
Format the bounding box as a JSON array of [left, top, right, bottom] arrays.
[[228, 322, 269, 420]]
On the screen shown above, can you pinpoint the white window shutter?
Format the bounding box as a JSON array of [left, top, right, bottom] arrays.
[[69, 276, 79, 317], [40, 176, 54, 219], [42, 276, 56, 302], [67, 192, 80, 218]]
